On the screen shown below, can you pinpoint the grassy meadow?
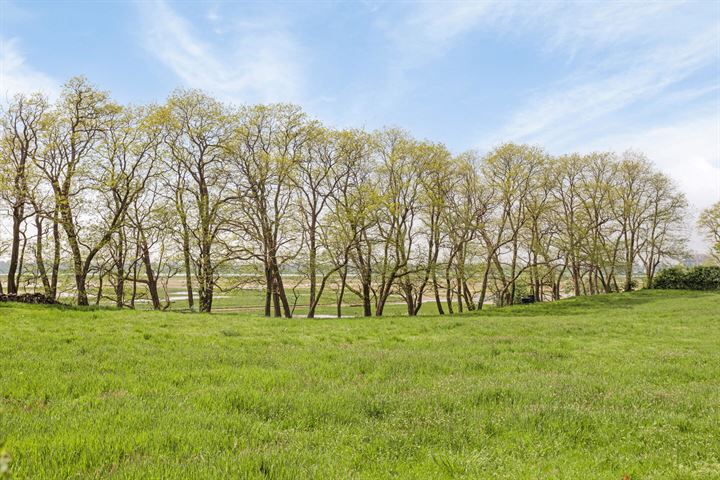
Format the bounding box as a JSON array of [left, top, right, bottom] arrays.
[[0, 290, 719, 479]]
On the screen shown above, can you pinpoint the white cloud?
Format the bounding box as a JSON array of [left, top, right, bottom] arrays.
[[137, 0, 305, 104], [584, 111, 720, 251], [588, 111, 719, 207], [402, 1, 498, 45], [447, 1, 720, 236], [381, 1, 509, 68], [0, 38, 57, 101], [487, 26, 719, 146], [383, 1, 690, 67], [536, 1, 685, 54]]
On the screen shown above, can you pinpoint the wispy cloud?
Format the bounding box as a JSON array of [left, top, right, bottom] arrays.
[[379, 1, 510, 68], [397, 1, 498, 47], [384, 1, 719, 215], [137, 0, 305, 104], [0, 37, 57, 101], [531, 1, 685, 55], [385, 1, 693, 63], [490, 26, 719, 146]]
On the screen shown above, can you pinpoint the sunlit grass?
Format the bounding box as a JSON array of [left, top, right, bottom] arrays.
[[1, 290, 718, 479]]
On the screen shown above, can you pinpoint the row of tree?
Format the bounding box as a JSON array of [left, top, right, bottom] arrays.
[[0, 77, 702, 315]]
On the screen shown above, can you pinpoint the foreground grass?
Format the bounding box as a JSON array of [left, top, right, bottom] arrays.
[[0, 290, 718, 479]]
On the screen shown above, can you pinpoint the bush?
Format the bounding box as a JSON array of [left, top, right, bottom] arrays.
[[653, 266, 688, 289], [684, 266, 720, 290], [654, 266, 720, 290]]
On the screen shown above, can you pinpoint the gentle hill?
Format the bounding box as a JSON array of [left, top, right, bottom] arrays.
[[1, 290, 718, 478]]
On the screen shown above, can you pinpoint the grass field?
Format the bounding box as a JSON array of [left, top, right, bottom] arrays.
[[1, 290, 719, 479], [47, 274, 421, 316]]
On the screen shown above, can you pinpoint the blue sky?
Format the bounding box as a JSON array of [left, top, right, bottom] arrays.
[[0, 0, 718, 216]]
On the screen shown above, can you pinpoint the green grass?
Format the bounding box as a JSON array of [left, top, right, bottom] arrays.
[[155, 288, 418, 317], [1, 290, 718, 479]]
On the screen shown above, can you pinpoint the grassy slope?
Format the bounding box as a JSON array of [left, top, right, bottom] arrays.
[[0, 290, 718, 479]]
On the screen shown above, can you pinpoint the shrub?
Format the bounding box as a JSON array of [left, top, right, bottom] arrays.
[[684, 266, 720, 290], [654, 265, 720, 290], [653, 266, 688, 289]]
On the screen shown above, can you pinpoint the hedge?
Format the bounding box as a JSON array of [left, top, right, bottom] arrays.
[[653, 266, 720, 290]]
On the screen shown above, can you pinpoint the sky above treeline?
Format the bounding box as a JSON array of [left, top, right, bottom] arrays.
[[0, 0, 718, 221]]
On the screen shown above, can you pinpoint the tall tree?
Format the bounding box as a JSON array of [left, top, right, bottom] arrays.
[[230, 104, 308, 318], [372, 129, 424, 316], [27, 174, 62, 299], [442, 153, 488, 312], [98, 105, 163, 307], [477, 143, 540, 308], [293, 126, 343, 317], [335, 132, 378, 317], [397, 141, 453, 316], [0, 93, 48, 294], [613, 152, 654, 291], [34, 77, 122, 305], [163, 90, 235, 312], [637, 172, 687, 287]]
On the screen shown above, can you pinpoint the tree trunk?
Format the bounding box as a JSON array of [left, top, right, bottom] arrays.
[[433, 272, 444, 315], [354, 242, 373, 317], [267, 253, 291, 318], [34, 214, 52, 297], [198, 243, 214, 313], [508, 238, 518, 305], [7, 203, 25, 294], [624, 232, 635, 291], [140, 237, 161, 310], [457, 275, 464, 313], [130, 260, 138, 309], [272, 276, 282, 317], [571, 258, 581, 297], [445, 266, 454, 314], [337, 266, 347, 318], [264, 263, 273, 317], [115, 227, 125, 308], [459, 281, 472, 310], [307, 221, 317, 318], [57, 198, 89, 305], [181, 221, 194, 310], [403, 283, 415, 316], [477, 257, 493, 310], [50, 210, 61, 299], [95, 270, 104, 305]]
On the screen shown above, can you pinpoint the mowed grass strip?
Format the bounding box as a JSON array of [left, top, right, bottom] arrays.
[[0, 290, 718, 479]]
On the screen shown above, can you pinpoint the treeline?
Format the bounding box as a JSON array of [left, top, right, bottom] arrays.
[[0, 77, 690, 315]]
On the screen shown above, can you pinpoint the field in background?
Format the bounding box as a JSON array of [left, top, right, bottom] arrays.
[[28, 274, 457, 317], [1, 290, 719, 479], [26, 273, 451, 316]]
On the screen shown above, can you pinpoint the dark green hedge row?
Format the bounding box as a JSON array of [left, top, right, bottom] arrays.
[[653, 266, 720, 290]]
